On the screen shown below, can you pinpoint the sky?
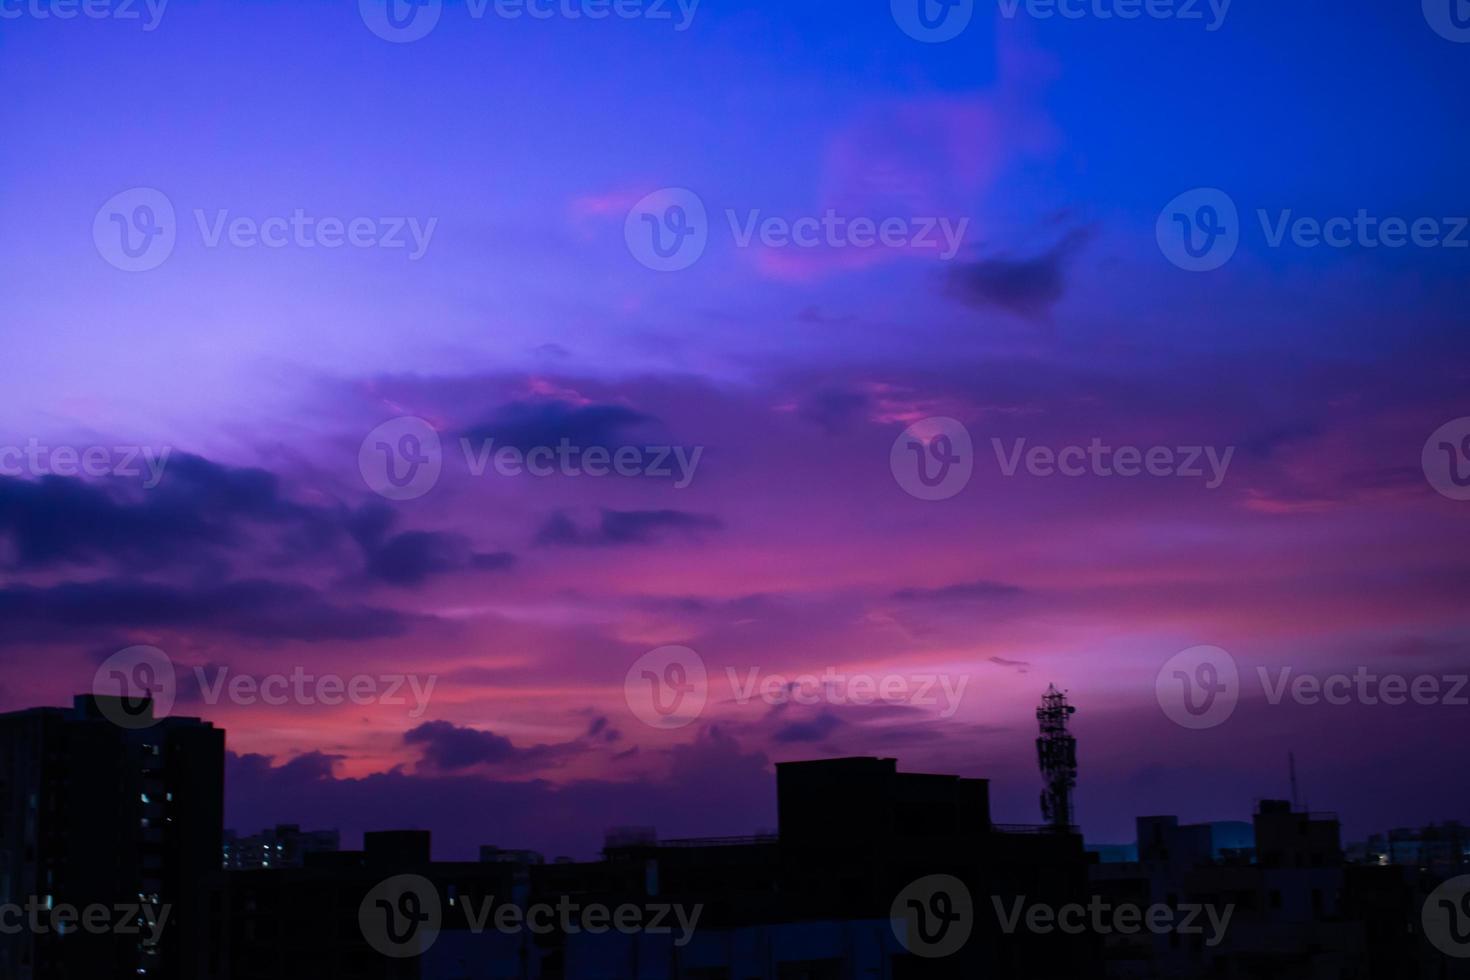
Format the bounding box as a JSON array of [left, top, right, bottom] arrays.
[[1, 0, 1468, 859]]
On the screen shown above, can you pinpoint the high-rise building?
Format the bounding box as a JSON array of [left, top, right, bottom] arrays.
[[224, 825, 340, 871], [0, 695, 224, 980]]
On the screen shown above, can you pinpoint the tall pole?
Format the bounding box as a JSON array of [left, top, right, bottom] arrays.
[[1036, 684, 1078, 830]]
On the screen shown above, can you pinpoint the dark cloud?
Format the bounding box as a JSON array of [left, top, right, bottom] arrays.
[[988, 656, 1031, 673], [348, 503, 514, 587], [946, 227, 1093, 319], [771, 709, 844, 744], [0, 579, 414, 643], [1238, 421, 1324, 460], [226, 727, 774, 860], [891, 579, 1024, 602], [586, 715, 622, 742], [462, 399, 653, 450], [0, 456, 316, 571], [535, 509, 722, 547], [797, 388, 871, 435], [406, 719, 520, 771], [0, 460, 510, 590]]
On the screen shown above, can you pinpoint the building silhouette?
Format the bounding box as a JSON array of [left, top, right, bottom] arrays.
[[0, 695, 224, 980], [225, 825, 341, 871], [1, 694, 1466, 978]]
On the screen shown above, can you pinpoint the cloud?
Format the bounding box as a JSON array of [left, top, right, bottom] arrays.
[[771, 709, 845, 744], [891, 580, 1025, 602], [946, 227, 1093, 319], [586, 715, 622, 742], [535, 509, 722, 547], [404, 720, 578, 774], [0, 579, 415, 643], [462, 399, 653, 450], [0, 455, 319, 572], [348, 503, 514, 587], [988, 656, 1031, 674], [225, 726, 774, 860], [797, 388, 872, 435], [0, 457, 505, 590]]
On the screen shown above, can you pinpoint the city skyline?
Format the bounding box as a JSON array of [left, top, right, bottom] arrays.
[[3, 0, 1469, 899]]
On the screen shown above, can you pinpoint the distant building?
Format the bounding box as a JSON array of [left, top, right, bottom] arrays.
[[1089, 841, 1140, 863], [223, 825, 340, 870], [1090, 820, 1253, 866], [226, 755, 1097, 979], [1352, 822, 1470, 875], [479, 845, 544, 865], [1088, 800, 1467, 979], [0, 695, 224, 980]]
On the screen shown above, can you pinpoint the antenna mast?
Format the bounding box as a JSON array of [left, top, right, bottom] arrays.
[[1036, 684, 1078, 830]]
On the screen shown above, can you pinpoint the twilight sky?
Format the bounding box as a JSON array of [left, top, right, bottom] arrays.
[[2, 0, 1468, 859]]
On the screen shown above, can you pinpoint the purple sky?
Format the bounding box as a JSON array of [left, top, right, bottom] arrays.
[[2, 0, 1468, 859]]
